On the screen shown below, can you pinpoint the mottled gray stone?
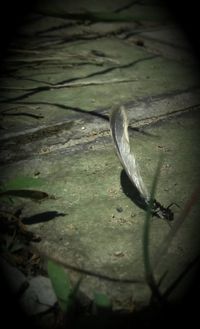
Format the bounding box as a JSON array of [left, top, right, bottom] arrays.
[[20, 276, 57, 315]]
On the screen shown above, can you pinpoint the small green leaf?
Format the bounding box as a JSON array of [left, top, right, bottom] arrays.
[[4, 176, 45, 190], [94, 292, 111, 308], [47, 260, 72, 312]]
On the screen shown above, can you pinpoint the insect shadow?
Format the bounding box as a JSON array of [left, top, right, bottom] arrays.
[[120, 169, 177, 221], [120, 169, 148, 212], [22, 211, 66, 225]]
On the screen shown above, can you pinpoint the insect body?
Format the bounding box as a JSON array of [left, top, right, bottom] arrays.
[[110, 106, 174, 221], [151, 200, 174, 221]]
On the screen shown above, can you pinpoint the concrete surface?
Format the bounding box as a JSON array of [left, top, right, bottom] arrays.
[[0, 0, 200, 312]]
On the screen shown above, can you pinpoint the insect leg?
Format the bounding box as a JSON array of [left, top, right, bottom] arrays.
[[167, 202, 180, 210]]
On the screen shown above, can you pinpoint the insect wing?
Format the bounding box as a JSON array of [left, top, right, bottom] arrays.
[[110, 106, 149, 204]]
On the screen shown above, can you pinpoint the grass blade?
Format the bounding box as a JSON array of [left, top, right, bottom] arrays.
[[143, 156, 165, 303]]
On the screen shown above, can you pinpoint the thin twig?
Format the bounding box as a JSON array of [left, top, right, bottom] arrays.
[[163, 253, 200, 299], [34, 249, 145, 285], [152, 186, 200, 269]]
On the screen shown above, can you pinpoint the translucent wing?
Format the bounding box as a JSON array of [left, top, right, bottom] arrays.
[[110, 106, 149, 206]]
